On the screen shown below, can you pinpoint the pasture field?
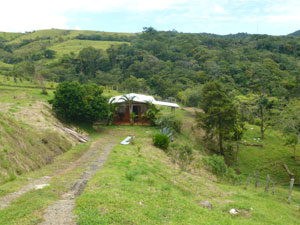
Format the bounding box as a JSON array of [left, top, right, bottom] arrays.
[[49, 40, 128, 57]]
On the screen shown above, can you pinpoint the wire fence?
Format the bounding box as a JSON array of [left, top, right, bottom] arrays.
[[241, 172, 300, 205]]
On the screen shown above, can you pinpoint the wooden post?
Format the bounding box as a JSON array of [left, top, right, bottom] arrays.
[[245, 174, 251, 189], [255, 171, 259, 188], [288, 178, 295, 204], [272, 182, 275, 195], [265, 174, 270, 192]]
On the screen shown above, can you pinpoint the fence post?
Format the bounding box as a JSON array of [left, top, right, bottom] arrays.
[[265, 174, 270, 192], [288, 178, 295, 204], [272, 182, 275, 195], [245, 174, 251, 189], [255, 171, 259, 188]]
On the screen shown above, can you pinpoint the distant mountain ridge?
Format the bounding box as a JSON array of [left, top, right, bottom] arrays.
[[289, 30, 300, 36]]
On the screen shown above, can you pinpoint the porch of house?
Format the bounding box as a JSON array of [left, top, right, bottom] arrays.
[[113, 103, 150, 125]]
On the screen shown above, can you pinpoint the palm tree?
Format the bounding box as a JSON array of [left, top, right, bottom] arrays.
[[120, 94, 136, 125]]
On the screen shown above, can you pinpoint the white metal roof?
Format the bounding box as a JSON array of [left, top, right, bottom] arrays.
[[109, 93, 180, 108]]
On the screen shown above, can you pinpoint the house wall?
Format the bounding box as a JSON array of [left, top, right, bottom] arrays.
[[113, 103, 149, 124]]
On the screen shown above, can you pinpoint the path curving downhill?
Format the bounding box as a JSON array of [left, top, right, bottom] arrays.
[[39, 133, 120, 225]]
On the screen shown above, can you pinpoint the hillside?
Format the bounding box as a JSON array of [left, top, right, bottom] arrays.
[[0, 28, 300, 224], [75, 125, 300, 225], [289, 30, 300, 36], [0, 84, 80, 183], [0, 104, 299, 224]]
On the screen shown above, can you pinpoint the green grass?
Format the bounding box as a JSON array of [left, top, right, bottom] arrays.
[[75, 125, 300, 225], [49, 39, 128, 57], [7, 29, 135, 44], [238, 124, 300, 184], [1, 84, 300, 224], [0, 141, 95, 225], [0, 75, 57, 90], [13, 40, 51, 58], [0, 32, 22, 41], [0, 61, 12, 70]]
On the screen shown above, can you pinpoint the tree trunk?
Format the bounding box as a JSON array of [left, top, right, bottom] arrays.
[[260, 105, 264, 139], [236, 141, 239, 166], [219, 132, 224, 156]]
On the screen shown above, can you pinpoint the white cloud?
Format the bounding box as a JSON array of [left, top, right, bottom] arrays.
[[0, 0, 188, 32], [213, 5, 227, 14], [74, 25, 81, 30], [0, 0, 299, 33]]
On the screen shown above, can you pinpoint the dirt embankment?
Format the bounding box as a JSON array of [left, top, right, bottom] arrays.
[[0, 99, 80, 182]]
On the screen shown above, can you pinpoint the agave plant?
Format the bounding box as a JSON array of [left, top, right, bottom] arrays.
[[160, 127, 173, 138]]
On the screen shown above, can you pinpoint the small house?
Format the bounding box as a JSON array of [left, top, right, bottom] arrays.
[[109, 93, 180, 124]]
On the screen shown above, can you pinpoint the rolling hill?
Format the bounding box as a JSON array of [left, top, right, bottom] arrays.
[[288, 30, 300, 36]]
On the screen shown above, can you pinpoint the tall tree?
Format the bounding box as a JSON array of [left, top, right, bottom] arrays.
[[196, 82, 238, 155]]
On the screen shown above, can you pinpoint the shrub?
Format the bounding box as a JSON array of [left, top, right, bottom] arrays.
[[254, 118, 261, 126], [142, 102, 160, 125], [170, 144, 194, 171], [41, 88, 48, 95], [152, 133, 170, 150], [156, 115, 182, 134], [50, 82, 109, 123], [203, 154, 227, 177], [203, 154, 240, 183]]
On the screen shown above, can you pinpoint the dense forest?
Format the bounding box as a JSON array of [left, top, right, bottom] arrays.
[[1, 28, 300, 101], [1, 28, 300, 131]]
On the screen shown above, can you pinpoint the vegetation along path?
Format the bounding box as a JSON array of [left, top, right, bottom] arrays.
[[0, 127, 124, 224], [0, 176, 52, 210], [40, 131, 122, 225]]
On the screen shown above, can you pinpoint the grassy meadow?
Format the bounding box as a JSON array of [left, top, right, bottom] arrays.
[[238, 124, 300, 184], [0, 84, 300, 224], [5, 29, 135, 44], [49, 40, 129, 58], [75, 124, 300, 225]]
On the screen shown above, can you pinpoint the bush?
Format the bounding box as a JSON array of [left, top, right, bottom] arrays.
[[152, 133, 170, 150], [156, 115, 182, 134], [203, 154, 227, 177], [203, 154, 240, 183], [254, 118, 261, 126], [50, 82, 109, 123], [41, 88, 48, 95], [142, 102, 160, 126], [169, 144, 194, 171]]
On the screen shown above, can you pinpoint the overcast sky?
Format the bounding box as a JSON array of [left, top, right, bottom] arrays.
[[0, 0, 299, 35]]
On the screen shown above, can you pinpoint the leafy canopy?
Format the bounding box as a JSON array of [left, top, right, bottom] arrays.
[[50, 81, 109, 123], [197, 81, 238, 155]]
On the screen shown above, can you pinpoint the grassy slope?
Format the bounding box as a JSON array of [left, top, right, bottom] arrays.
[[0, 85, 299, 224], [0, 32, 22, 41], [0, 75, 57, 88], [238, 124, 300, 184], [0, 140, 94, 225], [7, 29, 135, 44], [0, 84, 73, 182], [49, 40, 128, 58], [0, 125, 116, 225], [75, 124, 300, 225], [0, 61, 12, 70], [0, 29, 132, 70]]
